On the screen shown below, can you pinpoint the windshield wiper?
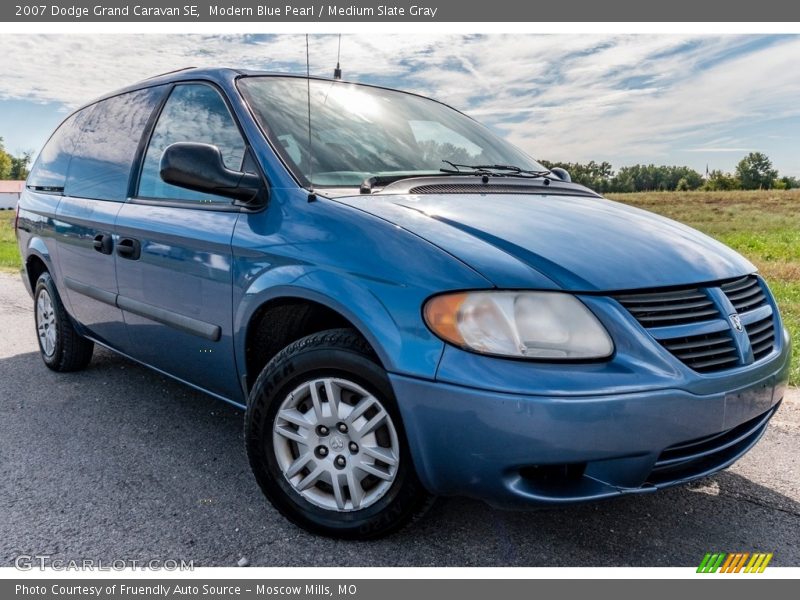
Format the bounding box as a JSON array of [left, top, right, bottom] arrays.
[[440, 160, 552, 178], [357, 162, 553, 194], [359, 170, 471, 194]]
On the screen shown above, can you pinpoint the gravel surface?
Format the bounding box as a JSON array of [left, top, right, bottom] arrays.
[[1, 272, 798, 567]]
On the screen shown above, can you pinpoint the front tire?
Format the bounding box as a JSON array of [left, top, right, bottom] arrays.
[[245, 328, 431, 539], [34, 272, 94, 372]]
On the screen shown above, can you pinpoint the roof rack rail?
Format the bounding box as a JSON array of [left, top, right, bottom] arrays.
[[142, 67, 197, 80]]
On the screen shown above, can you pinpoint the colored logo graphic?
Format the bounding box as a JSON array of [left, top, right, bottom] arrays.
[[697, 552, 773, 573]]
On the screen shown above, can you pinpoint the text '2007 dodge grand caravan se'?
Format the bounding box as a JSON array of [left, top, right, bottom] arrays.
[[16, 68, 790, 538]]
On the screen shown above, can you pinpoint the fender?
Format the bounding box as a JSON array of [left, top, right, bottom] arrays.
[[231, 189, 492, 392], [24, 235, 87, 327], [23, 237, 55, 293], [25, 236, 53, 271], [17, 189, 64, 297], [233, 265, 447, 386]]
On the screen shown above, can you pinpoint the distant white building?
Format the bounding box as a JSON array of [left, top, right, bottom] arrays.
[[0, 180, 24, 210]]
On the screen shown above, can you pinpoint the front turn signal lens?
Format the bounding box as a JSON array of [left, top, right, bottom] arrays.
[[423, 292, 468, 347]]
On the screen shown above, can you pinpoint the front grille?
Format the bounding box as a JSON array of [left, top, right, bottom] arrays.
[[660, 330, 739, 373], [647, 405, 777, 485], [614, 275, 777, 374], [614, 287, 719, 327], [746, 316, 776, 361], [721, 275, 768, 312]]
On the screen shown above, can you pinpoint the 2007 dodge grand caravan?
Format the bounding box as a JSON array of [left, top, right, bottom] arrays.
[[16, 68, 791, 538]]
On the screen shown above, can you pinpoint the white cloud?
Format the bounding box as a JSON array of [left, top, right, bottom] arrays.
[[0, 34, 798, 174], [684, 148, 751, 153]]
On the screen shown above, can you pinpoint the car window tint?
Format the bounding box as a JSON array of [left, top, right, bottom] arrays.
[[27, 110, 90, 193], [278, 134, 302, 164], [66, 87, 166, 202], [238, 76, 547, 187], [409, 120, 483, 160], [138, 84, 245, 203]]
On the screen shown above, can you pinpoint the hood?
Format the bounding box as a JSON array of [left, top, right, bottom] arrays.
[[333, 192, 755, 292]]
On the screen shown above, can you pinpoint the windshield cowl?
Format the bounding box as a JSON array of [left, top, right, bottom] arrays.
[[316, 175, 601, 199]]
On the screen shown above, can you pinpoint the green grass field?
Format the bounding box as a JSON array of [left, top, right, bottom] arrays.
[[0, 209, 18, 271], [1, 190, 798, 383]]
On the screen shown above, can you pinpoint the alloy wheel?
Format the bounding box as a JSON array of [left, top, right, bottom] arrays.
[[272, 377, 400, 512], [36, 288, 57, 357]]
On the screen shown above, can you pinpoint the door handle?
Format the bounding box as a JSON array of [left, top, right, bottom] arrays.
[[92, 233, 113, 255], [117, 237, 141, 260]]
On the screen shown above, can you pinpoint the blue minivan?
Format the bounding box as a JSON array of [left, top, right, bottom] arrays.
[[16, 68, 791, 538]]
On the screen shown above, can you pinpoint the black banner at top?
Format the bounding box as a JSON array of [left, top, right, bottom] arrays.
[[3, 0, 800, 22]]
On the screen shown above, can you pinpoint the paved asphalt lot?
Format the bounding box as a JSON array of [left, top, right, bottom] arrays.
[[1, 272, 798, 567]]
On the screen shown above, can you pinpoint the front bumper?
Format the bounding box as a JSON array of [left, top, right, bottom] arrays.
[[391, 337, 790, 508]]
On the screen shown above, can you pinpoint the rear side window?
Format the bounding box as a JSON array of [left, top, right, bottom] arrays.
[[66, 86, 166, 202], [27, 110, 88, 193], [137, 84, 246, 204]]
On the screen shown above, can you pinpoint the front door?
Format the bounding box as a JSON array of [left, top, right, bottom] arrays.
[[114, 83, 247, 401]]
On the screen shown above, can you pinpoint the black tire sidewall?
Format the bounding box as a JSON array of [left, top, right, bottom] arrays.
[[245, 333, 428, 539]]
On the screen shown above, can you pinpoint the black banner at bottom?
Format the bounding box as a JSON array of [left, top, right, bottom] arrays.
[[3, 579, 797, 600]]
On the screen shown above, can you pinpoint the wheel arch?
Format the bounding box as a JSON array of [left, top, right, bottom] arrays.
[[24, 237, 55, 293], [237, 285, 398, 395]]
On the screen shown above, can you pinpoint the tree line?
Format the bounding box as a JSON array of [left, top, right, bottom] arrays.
[[540, 152, 799, 193], [1, 138, 796, 194], [0, 137, 31, 180]]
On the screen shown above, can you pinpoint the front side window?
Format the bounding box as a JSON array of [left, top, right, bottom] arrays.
[[237, 76, 546, 188], [138, 84, 246, 203]]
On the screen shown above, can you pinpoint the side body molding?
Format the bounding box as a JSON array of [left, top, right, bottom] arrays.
[[63, 277, 222, 342]]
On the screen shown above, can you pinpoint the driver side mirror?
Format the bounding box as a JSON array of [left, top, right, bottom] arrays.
[[160, 142, 265, 205]]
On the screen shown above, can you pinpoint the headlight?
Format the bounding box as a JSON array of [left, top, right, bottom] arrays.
[[423, 291, 614, 359]]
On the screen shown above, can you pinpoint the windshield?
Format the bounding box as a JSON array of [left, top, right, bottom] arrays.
[[238, 76, 547, 187]]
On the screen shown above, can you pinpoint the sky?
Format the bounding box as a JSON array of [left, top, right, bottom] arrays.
[[1, 33, 799, 177]]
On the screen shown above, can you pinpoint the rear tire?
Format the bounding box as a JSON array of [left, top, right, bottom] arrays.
[[34, 272, 94, 372], [245, 328, 432, 539]]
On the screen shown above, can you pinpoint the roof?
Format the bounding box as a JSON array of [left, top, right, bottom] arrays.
[[0, 180, 24, 193], [76, 67, 461, 119], [86, 67, 407, 105]]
